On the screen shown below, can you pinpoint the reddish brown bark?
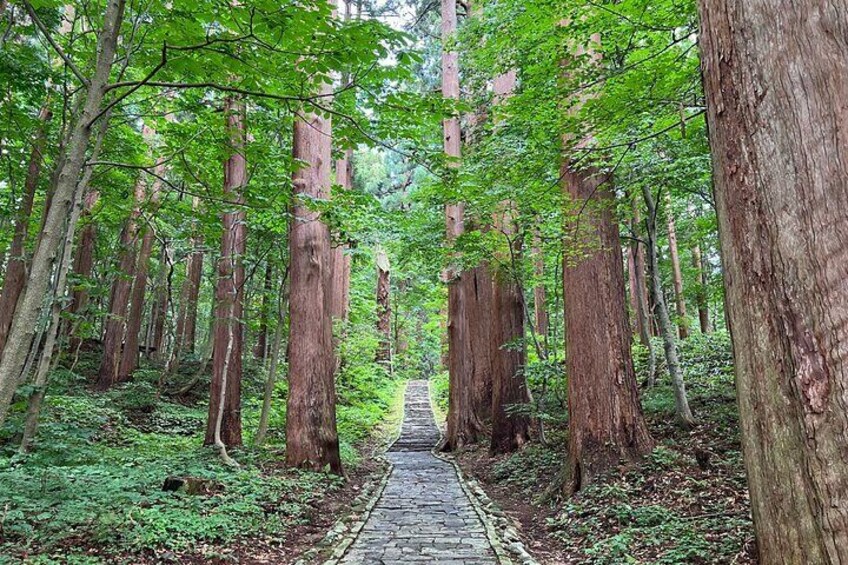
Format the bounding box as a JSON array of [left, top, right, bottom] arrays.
[[698, 1, 848, 562], [148, 245, 169, 361], [119, 158, 162, 378], [204, 98, 247, 448], [441, 0, 484, 451], [490, 206, 530, 454], [562, 166, 653, 491], [285, 92, 342, 473], [96, 178, 144, 390], [468, 264, 494, 423], [0, 104, 52, 355], [66, 191, 99, 323]]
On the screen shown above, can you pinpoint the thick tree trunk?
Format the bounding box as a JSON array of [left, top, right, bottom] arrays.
[[285, 89, 342, 474], [0, 0, 125, 426], [468, 264, 494, 423], [441, 0, 483, 451], [665, 201, 689, 339], [490, 206, 530, 454], [0, 104, 52, 356], [698, 2, 848, 562], [204, 98, 247, 448], [691, 244, 711, 334], [562, 166, 653, 492], [643, 186, 696, 428], [375, 249, 392, 367], [96, 178, 145, 390]]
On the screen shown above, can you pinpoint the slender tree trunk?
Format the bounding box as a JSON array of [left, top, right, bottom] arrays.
[[96, 178, 144, 390], [149, 243, 169, 361], [490, 205, 530, 454], [0, 0, 125, 425], [20, 168, 85, 453], [0, 104, 52, 356], [285, 77, 342, 474], [630, 204, 656, 385], [691, 244, 711, 334], [441, 0, 483, 450], [256, 270, 288, 446], [532, 233, 548, 340], [65, 190, 99, 347], [561, 166, 653, 492], [330, 148, 353, 322], [253, 261, 273, 360], [665, 200, 689, 339], [174, 213, 203, 359], [19, 111, 109, 451], [119, 160, 162, 378], [204, 98, 247, 448], [643, 186, 696, 428], [375, 249, 392, 367], [698, 2, 848, 562]]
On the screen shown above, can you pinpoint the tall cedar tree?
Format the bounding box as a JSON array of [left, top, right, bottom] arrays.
[[285, 69, 342, 474], [698, 0, 848, 562], [490, 205, 531, 454], [442, 0, 484, 450], [204, 98, 247, 447], [562, 167, 653, 491]]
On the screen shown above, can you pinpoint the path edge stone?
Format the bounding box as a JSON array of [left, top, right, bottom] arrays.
[[427, 380, 540, 565], [296, 383, 409, 565]]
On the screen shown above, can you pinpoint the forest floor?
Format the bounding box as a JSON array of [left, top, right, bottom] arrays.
[[0, 348, 404, 564], [452, 334, 758, 565]]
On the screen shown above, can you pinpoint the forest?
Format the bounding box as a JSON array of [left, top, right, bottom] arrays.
[[0, 0, 845, 563]]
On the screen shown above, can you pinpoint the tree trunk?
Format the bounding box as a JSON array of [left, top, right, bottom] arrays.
[[441, 0, 483, 450], [532, 232, 548, 340], [691, 244, 711, 334], [256, 270, 288, 446], [629, 204, 656, 385], [330, 148, 353, 322], [65, 190, 99, 348], [285, 86, 342, 474], [0, 103, 52, 356], [253, 261, 273, 360], [490, 205, 530, 454], [642, 186, 696, 428], [174, 210, 203, 359], [20, 169, 84, 453], [375, 248, 392, 367], [665, 200, 689, 339], [562, 166, 653, 492], [96, 177, 145, 390], [0, 0, 126, 426], [698, 2, 848, 562], [149, 244, 169, 361], [204, 98, 247, 448]]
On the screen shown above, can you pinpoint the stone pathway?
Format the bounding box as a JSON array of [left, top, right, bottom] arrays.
[[340, 380, 497, 564]]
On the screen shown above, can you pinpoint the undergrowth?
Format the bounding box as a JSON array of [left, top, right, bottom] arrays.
[[0, 348, 402, 564]]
